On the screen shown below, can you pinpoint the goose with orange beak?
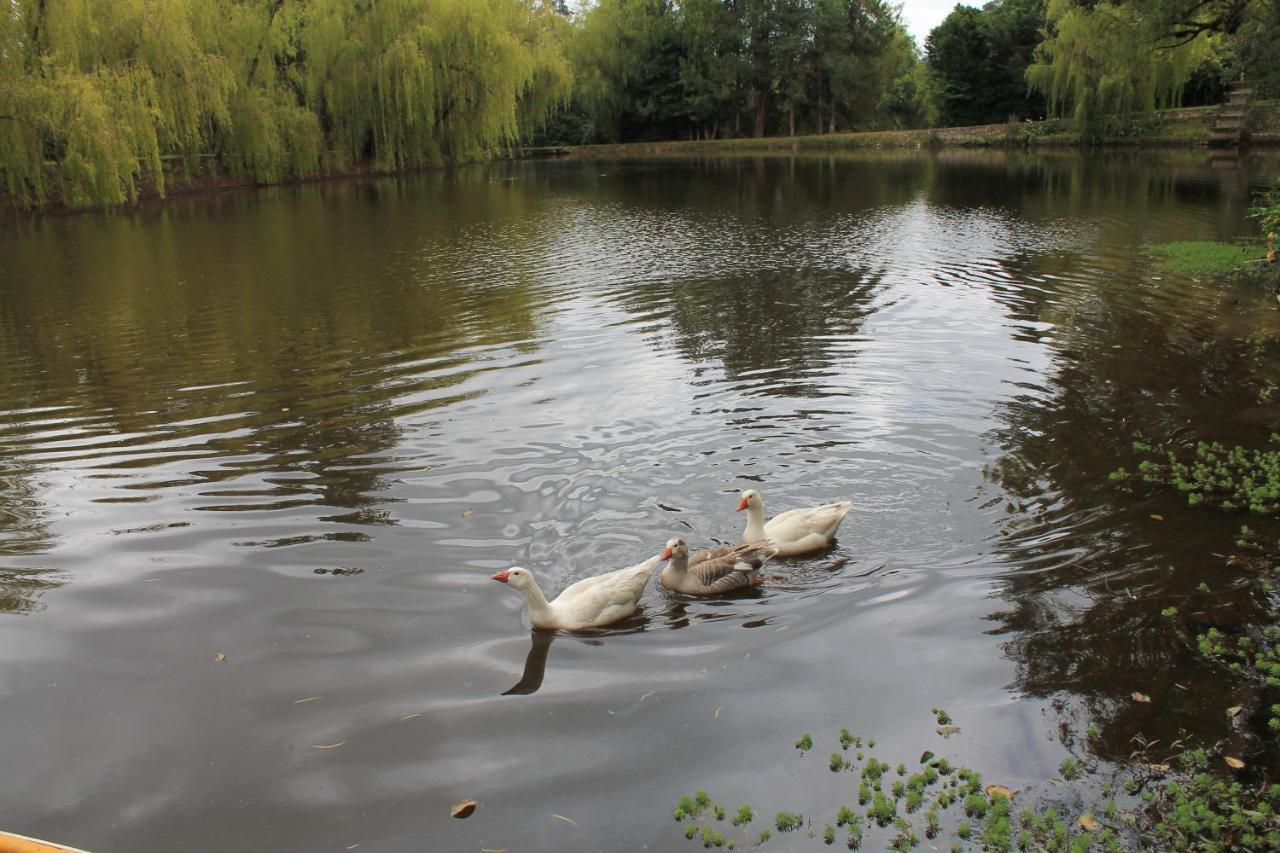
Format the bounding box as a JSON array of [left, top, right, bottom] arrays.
[[659, 536, 777, 595], [490, 552, 662, 631], [736, 488, 852, 557]]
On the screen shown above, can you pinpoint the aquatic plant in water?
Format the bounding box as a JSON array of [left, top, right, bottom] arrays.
[[1115, 436, 1280, 515]]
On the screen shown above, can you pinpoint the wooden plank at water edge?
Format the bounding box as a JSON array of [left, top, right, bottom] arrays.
[[0, 831, 93, 853]]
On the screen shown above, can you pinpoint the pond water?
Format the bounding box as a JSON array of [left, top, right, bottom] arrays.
[[1, 150, 1279, 851]]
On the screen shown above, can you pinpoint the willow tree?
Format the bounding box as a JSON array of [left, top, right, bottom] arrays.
[[287, 0, 571, 171], [1027, 0, 1211, 137], [1, 0, 572, 207], [1, 0, 236, 205]]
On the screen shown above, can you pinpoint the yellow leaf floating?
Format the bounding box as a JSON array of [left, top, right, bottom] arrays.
[[1079, 813, 1100, 832], [1227, 706, 1242, 718], [1131, 692, 1151, 703], [1225, 756, 1245, 769], [986, 785, 1015, 800], [451, 799, 477, 819]]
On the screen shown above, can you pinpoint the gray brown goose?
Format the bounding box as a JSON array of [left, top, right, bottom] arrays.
[[659, 537, 777, 595]]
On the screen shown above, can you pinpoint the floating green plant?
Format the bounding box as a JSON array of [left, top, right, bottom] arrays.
[[1059, 757, 1082, 781], [795, 732, 814, 753], [931, 707, 952, 726], [1116, 435, 1280, 515], [839, 728, 855, 750], [732, 805, 754, 827], [775, 811, 804, 832]]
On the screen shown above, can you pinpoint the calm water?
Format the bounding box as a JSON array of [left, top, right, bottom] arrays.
[[2, 150, 1279, 851]]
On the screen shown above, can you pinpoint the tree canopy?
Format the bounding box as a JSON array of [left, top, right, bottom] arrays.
[[3, 0, 1277, 207], [1, 0, 573, 206]]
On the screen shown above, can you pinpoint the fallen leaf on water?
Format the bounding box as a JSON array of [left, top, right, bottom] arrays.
[[714, 705, 723, 718], [451, 799, 477, 819], [1131, 692, 1151, 703], [401, 713, 423, 721], [312, 741, 346, 750], [346, 845, 360, 850], [1225, 756, 1245, 770], [1079, 813, 1099, 832], [552, 813, 577, 827], [214, 652, 228, 662], [639, 691, 654, 703], [920, 751, 935, 765], [1150, 514, 1164, 521], [607, 710, 615, 715], [936, 725, 961, 737], [294, 696, 322, 704], [1142, 763, 1170, 774], [462, 510, 474, 517], [986, 785, 1015, 800], [1227, 706, 1242, 718]]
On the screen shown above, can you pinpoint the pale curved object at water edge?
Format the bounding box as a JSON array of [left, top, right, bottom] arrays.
[[659, 536, 777, 595], [0, 831, 94, 853], [737, 488, 853, 557], [490, 554, 662, 631]]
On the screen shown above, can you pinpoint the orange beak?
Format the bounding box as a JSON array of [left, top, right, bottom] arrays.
[[661, 546, 673, 560], [736, 497, 748, 512], [490, 570, 510, 583]]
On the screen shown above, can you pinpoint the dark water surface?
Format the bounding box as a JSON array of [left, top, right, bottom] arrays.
[[2, 150, 1279, 851]]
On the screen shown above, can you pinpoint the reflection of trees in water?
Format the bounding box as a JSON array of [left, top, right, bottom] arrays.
[[0, 176, 552, 559], [618, 268, 880, 399], [0, 460, 60, 614], [981, 225, 1280, 759]]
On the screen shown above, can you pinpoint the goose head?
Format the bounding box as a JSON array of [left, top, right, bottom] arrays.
[[736, 489, 762, 513], [660, 537, 687, 561], [491, 567, 535, 590]]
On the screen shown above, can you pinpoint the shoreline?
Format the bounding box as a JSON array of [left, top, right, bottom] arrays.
[[5, 107, 1279, 219]]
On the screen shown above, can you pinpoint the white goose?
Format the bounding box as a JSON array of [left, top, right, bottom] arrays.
[[490, 554, 661, 631], [660, 537, 777, 595], [737, 488, 852, 557]]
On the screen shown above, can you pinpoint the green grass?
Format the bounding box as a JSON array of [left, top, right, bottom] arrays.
[[1147, 240, 1264, 275]]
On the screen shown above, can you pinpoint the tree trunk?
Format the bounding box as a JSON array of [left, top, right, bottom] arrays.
[[817, 82, 823, 135], [754, 90, 767, 138], [788, 105, 794, 137]]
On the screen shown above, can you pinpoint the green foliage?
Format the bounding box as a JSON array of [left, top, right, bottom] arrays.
[[775, 811, 804, 832], [1148, 241, 1264, 275], [1124, 436, 1280, 514], [1150, 751, 1280, 849], [733, 805, 755, 826], [567, 0, 921, 143], [796, 732, 814, 752], [1059, 757, 1082, 781], [1252, 184, 1280, 237], [1027, 0, 1209, 138], [1, 0, 573, 207], [925, 0, 1045, 127]]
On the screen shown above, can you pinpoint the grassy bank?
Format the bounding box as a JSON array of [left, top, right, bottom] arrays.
[[568, 104, 1280, 157]]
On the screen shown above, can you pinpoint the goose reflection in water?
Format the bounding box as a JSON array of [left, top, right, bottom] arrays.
[[503, 630, 555, 695]]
